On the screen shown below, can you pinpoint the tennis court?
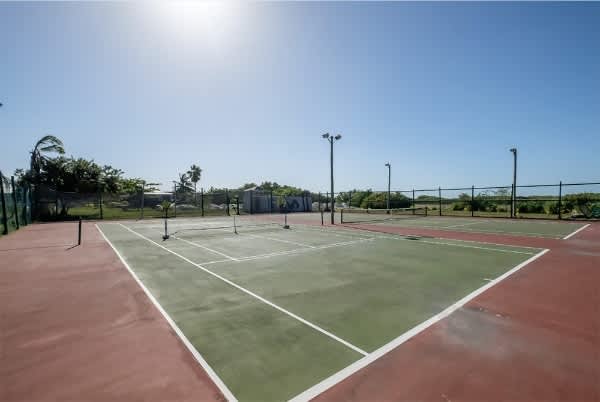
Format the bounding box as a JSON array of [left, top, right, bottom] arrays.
[[97, 215, 548, 401], [340, 208, 588, 239]]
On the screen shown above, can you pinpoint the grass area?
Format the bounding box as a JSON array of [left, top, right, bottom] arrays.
[[99, 222, 542, 401]]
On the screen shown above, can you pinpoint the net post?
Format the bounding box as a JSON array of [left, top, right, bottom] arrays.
[[78, 217, 82, 245], [11, 176, 19, 229], [412, 189, 415, 214], [1, 173, 9, 235], [321, 209, 324, 225], [233, 214, 237, 234], [425, 206, 428, 217], [162, 211, 169, 240], [283, 213, 290, 229], [340, 208, 343, 224], [558, 181, 562, 220], [471, 185, 475, 217], [438, 187, 442, 216], [201, 188, 204, 217]]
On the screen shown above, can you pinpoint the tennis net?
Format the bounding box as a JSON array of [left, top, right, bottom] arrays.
[[162, 214, 290, 240], [341, 207, 428, 224]]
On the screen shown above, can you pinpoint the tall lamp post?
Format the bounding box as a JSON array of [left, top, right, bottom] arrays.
[[322, 133, 342, 224], [385, 162, 391, 211], [510, 148, 517, 218]]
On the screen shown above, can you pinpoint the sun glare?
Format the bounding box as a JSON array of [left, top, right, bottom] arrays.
[[155, 1, 239, 46]]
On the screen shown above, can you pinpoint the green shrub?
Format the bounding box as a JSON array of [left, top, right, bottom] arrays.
[[360, 192, 410, 209]]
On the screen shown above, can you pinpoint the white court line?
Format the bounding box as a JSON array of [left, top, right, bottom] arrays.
[[200, 238, 375, 265], [118, 223, 368, 357], [375, 235, 538, 255], [359, 222, 562, 239], [244, 233, 316, 248], [170, 235, 239, 261], [299, 225, 541, 255], [562, 223, 591, 240], [95, 224, 238, 402], [289, 248, 550, 402], [442, 221, 484, 229]]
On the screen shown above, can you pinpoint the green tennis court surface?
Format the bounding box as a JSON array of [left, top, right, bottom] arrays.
[[341, 209, 587, 239], [98, 218, 544, 401]]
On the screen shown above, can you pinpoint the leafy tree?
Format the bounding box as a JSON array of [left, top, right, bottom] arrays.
[[100, 165, 124, 194]]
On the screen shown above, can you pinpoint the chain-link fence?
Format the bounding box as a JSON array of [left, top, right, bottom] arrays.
[[8, 179, 599, 225], [331, 181, 600, 220], [1, 172, 32, 236], [33, 185, 239, 221]]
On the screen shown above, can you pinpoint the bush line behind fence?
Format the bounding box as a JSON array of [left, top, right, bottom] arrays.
[[319, 182, 600, 220]]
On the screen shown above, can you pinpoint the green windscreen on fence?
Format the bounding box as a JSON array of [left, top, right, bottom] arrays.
[[1, 173, 32, 236]]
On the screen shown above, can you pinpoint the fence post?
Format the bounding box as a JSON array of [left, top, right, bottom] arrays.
[[140, 184, 145, 220], [318, 192, 321, 211], [471, 185, 475, 217], [236, 196, 240, 215], [510, 183, 515, 218], [349, 191, 352, 209], [0, 175, 8, 235], [173, 184, 177, 218], [558, 181, 562, 220], [11, 177, 19, 229], [438, 187, 442, 216], [201, 188, 204, 217], [226, 189, 230, 216], [412, 189, 415, 214], [270, 191, 273, 213], [98, 191, 104, 220]]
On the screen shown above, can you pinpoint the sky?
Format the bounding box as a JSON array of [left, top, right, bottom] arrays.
[[1, 1, 599, 193]]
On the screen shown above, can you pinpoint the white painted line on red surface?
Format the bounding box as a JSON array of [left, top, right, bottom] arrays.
[[96, 224, 238, 402], [562, 223, 591, 240], [289, 248, 550, 402]]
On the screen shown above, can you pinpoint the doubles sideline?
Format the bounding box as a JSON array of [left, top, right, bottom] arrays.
[[288, 248, 550, 402]]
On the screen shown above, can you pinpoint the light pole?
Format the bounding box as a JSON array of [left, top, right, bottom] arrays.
[[510, 148, 517, 218], [385, 162, 391, 211], [322, 133, 342, 224]]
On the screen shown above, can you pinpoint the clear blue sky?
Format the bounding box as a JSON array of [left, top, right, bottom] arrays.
[[1, 2, 599, 192]]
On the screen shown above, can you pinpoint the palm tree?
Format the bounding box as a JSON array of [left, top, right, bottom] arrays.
[[30, 135, 65, 182], [187, 164, 202, 203], [177, 172, 192, 192]]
